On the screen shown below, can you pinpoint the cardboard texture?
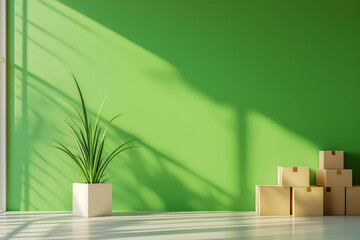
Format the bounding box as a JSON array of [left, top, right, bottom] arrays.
[[319, 151, 344, 169], [292, 186, 324, 216], [346, 186, 360, 215], [324, 187, 345, 215], [316, 169, 352, 187], [256, 185, 291, 216], [278, 167, 309, 187]]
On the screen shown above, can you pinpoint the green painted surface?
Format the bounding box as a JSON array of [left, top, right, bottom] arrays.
[[6, 0, 360, 210]]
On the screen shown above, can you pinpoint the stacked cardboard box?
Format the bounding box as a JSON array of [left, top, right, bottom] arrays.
[[256, 150, 360, 216], [321, 151, 360, 215], [316, 151, 352, 215], [256, 166, 323, 216], [256, 185, 290, 215], [346, 186, 360, 215]]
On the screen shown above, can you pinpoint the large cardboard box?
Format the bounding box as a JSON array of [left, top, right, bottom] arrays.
[[346, 186, 360, 215], [316, 169, 352, 187], [319, 151, 344, 169], [292, 186, 323, 216], [256, 185, 291, 216], [278, 167, 309, 187], [324, 187, 345, 215]]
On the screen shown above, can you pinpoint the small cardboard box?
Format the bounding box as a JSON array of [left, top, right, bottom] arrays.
[[256, 185, 291, 216], [319, 151, 344, 169], [292, 186, 324, 216], [324, 187, 345, 215], [346, 186, 360, 215], [316, 169, 352, 187], [278, 167, 309, 187]]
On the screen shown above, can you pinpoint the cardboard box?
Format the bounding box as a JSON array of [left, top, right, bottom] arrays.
[[324, 187, 345, 215], [292, 186, 324, 216], [278, 167, 309, 187], [316, 169, 352, 187], [256, 185, 291, 216], [319, 151, 344, 169], [346, 186, 360, 215]]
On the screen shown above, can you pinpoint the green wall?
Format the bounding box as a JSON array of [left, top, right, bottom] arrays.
[[6, 0, 360, 211]]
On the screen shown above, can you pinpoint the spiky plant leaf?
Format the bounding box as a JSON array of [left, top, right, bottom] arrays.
[[54, 74, 137, 183]]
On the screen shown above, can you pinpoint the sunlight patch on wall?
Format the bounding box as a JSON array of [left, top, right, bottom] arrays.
[[8, 0, 241, 210], [246, 109, 319, 187]]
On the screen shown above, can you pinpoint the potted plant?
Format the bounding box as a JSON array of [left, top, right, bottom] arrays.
[[55, 74, 137, 217]]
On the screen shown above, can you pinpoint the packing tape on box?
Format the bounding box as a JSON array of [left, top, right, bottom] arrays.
[[293, 167, 298, 172], [307, 187, 311, 192]]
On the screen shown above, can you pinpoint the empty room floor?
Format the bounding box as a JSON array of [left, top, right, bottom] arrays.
[[1, 211, 360, 239]]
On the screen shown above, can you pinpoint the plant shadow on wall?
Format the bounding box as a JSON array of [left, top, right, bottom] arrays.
[[8, 69, 234, 210], [9, 33, 235, 211]]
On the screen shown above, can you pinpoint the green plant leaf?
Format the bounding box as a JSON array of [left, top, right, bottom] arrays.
[[53, 74, 138, 183]]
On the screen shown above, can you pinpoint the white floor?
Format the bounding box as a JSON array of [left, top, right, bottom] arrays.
[[1, 212, 360, 240]]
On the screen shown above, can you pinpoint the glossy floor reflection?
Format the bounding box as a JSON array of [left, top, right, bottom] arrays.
[[1, 211, 360, 239]]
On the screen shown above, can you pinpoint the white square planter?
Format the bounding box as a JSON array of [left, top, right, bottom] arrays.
[[73, 183, 112, 217]]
